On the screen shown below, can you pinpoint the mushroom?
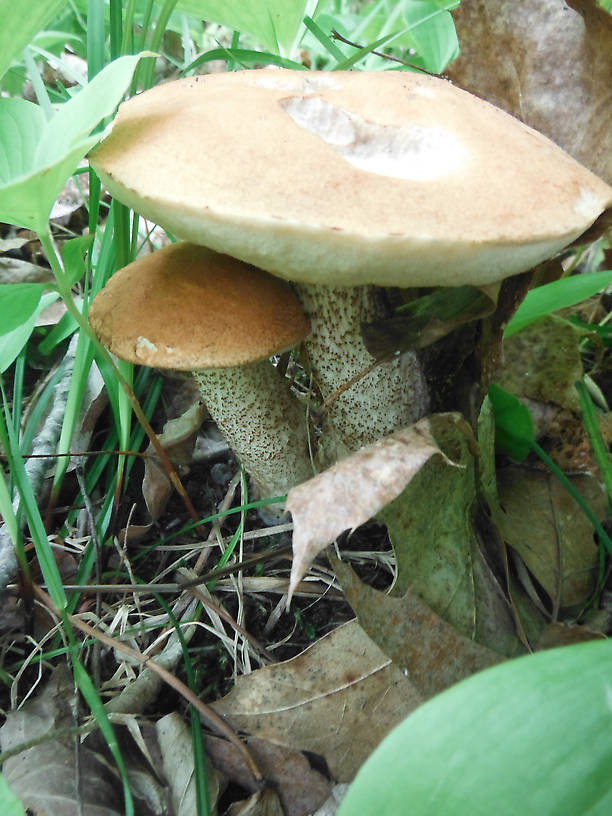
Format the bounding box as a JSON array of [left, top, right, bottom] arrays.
[[90, 69, 612, 455], [88, 242, 313, 514]]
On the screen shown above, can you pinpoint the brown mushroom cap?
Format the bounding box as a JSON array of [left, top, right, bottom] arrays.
[[90, 69, 612, 288], [88, 242, 310, 368]]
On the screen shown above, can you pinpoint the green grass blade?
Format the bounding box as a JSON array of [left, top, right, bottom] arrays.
[[182, 47, 307, 74], [156, 595, 210, 816], [575, 380, 612, 502], [71, 657, 134, 816], [0, 383, 66, 608], [303, 15, 346, 61], [504, 270, 612, 338], [87, 0, 106, 80]]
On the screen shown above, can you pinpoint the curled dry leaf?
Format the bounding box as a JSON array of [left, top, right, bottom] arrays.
[[286, 415, 460, 600], [447, 0, 612, 184]]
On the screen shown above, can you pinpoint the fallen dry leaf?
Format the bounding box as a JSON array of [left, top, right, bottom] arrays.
[[227, 788, 284, 816], [495, 316, 583, 415], [212, 619, 422, 782], [331, 555, 503, 699], [286, 415, 459, 599], [205, 734, 331, 816], [156, 712, 222, 816], [0, 667, 124, 815], [135, 399, 207, 532], [379, 412, 523, 656], [498, 465, 606, 609], [535, 620, 606, 650], [447, 0, 612, 184]]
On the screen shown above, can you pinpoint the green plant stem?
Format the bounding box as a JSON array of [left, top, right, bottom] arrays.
[[530, 439, 612, 556], [37, 228, 202, 527], [109, 0, 123, 60], [575, 380, 612, 503]]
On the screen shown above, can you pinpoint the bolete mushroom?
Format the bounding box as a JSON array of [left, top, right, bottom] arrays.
[[88, 242, 313, 514], [90, 69, 612, 454]]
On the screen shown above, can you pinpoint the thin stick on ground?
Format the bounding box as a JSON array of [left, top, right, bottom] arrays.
[[33, 583, 263, 782]]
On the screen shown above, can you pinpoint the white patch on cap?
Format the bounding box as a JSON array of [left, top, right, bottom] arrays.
[[135, 336, 158, 356], [411, 85, 435, 97], [574, 187, 602, 219], [280, 95, 466, 181]]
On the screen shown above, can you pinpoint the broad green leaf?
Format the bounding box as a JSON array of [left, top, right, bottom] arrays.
[[0, 291, 59, 373], [0, 284, 47, 335], [0, 54, 142, 232], [176, 0, 313, 54], [0, 0, 67, 81], [488, 383, 534, 461], [0, 139, 98, 232], [61, 234, 93, 287], [0, 99, 44, 185], [0, 774, 25, 816], [504, 269, 612, 338], [402, 1, 459, 73], [338, 640, 612, 816]]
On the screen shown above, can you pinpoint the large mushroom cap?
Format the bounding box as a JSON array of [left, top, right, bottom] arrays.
[[88, 242, 310, 368], [91, 69, 612, 288]]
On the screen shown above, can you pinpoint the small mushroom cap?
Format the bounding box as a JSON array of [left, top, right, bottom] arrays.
[[90, 69, 612, 288], [88, 242, 311, 368]]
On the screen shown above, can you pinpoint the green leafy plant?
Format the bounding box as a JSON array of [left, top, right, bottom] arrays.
[[337, 639, 612, 816]]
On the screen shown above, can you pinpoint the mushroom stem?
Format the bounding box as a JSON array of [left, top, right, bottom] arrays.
[[294, 283, 430, 459], [193, 360, 313, 513]]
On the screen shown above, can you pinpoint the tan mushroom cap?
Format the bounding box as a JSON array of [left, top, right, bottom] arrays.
[[90, 69, 612, 288], [88, 242, 311, 369]]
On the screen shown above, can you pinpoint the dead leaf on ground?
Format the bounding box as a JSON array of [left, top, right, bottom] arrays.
[[0, 256, 55, 284], [498, 465, 606, 609], [494, 315, 603, 473], [286, 414, 460, 600], [331, 555, 503, 699], [496, 316, 584, 415], [228, 788, 284, 816], [535, 621, 606, 650], [156, 712, 222, 816], [121, 399, 207, 540], [206, 734, 332, 816], [0, 667, 125, 815], [379, 413, 523, 656], [447, 0, 612, 184], [212, 619, 422, 782]]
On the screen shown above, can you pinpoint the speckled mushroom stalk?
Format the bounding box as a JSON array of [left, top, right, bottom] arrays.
[[294, 283, 429, 459], [88, 243, 314, 517], [192, 362, 312, 503]]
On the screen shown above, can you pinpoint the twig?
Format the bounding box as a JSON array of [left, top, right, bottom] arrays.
[[32, 583, 263, 782], [331, 29, 440, 76]]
